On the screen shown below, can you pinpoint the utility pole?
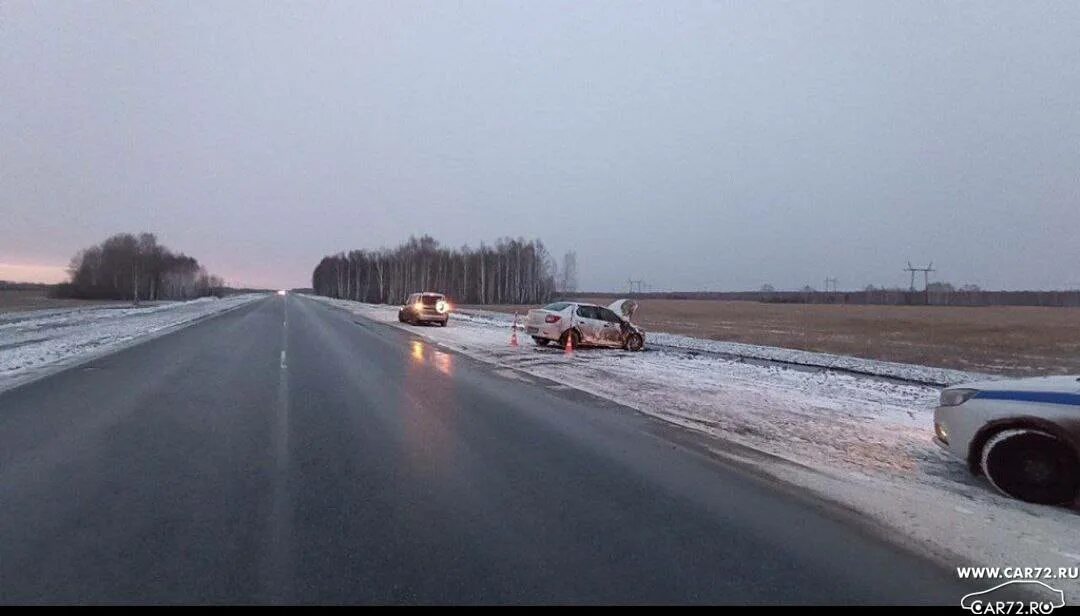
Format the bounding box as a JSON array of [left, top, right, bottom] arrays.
[[824, 277, 838, 293], [626, 278, 644, 295], [904, 261, 935, 303]]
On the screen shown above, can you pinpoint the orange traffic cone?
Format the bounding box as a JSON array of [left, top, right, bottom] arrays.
[[564, 331, 574, 355], [510, 312, 520, 346]]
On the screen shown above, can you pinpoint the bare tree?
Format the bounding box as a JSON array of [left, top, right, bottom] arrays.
[[56, 232, 223, 301], [312, 236, 559, 305]]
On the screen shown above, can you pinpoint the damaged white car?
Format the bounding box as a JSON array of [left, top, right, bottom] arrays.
[[525, 299, 644, 351]]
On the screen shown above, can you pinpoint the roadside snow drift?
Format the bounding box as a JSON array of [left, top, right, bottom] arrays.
[[0, 294, 263, 391], [310, 296, 1080, 592]]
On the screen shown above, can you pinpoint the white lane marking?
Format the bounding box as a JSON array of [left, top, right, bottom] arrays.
[[280, 293, 288, 369], [263, 289, 293, 601]]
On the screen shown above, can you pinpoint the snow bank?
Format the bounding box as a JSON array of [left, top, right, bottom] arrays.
[[0, 294, 264, 391], [310, 296, 1080, 589], [453, 306, 988, 386]]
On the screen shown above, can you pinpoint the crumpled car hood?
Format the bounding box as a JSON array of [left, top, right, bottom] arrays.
[[606, 299, 639, 322]]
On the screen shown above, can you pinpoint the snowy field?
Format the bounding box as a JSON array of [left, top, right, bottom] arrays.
[[453, 307, 988, 386], [309, 295, 1080, 589], [0, 294, 264, 392]]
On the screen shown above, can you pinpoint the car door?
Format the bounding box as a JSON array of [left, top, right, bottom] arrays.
[[596, 307, 627, 347], [574, 305, 605, 344]]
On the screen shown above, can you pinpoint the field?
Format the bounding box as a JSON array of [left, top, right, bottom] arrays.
[[464, 299, 1080, 376], [0, 289, 128, 314]]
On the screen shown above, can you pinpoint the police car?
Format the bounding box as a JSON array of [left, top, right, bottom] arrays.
[[934, 375, 1080, 505]]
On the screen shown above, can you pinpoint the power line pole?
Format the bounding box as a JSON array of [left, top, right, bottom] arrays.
[[904, 261, 935, 302]]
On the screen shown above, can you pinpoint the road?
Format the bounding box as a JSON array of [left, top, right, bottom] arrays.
[[0, 294, 973, 604]]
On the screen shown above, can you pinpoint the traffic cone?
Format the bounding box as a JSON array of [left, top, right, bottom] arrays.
[[564, 331, 574, 355], [510, 312, 519, 347]]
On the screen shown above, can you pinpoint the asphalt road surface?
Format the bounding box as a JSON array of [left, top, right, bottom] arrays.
[[0, 294, 974, 604]]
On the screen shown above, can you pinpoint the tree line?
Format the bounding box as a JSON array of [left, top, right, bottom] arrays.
[[312, 236, 565, 305], [0, 281, 52, 291], [54, 232, 224, 302], [579, 286, 1080, 308]]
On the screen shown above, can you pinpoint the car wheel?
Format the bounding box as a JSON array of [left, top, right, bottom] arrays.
[[533, 336, 550, 347], [398, 311, 405, 323], [624, 333, 644, 352], [558, 329, 580, 349], [439, 319, 448, 327], [980, 428, 1079, 505]]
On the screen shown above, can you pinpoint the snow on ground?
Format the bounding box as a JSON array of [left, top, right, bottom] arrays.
[[455, 306, 988, 386], [0, 294, 264, 391], [311, 296, 1080, 590]]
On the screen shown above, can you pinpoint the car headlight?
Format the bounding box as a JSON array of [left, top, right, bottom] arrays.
[[435, 300, 449, 314], [939, 388, 978, 407], [934, 421, 949, 443]]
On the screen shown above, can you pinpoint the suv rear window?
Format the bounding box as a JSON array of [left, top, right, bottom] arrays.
[[543, 302, 571, 311], [421, 295, 441, 306]]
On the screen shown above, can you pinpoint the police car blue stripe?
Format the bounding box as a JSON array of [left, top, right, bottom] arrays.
[[974, 390, 1080, 406]]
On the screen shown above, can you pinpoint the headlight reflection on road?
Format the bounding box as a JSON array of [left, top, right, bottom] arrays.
[[434, 350, 453, 376], [410, 340, 425, 363], [400, 341, 459, 475]]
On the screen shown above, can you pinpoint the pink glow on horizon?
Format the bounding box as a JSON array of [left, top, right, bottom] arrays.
[[0, 263, 69, 284]]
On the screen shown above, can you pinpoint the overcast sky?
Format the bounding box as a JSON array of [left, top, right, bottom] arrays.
[[3, 1, 1078, 291]]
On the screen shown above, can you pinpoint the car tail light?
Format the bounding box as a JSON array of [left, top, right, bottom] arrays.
[[545, 314, 561, 323]]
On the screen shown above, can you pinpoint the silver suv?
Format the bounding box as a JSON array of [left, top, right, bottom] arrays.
[[398, 292, 451, 326]]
